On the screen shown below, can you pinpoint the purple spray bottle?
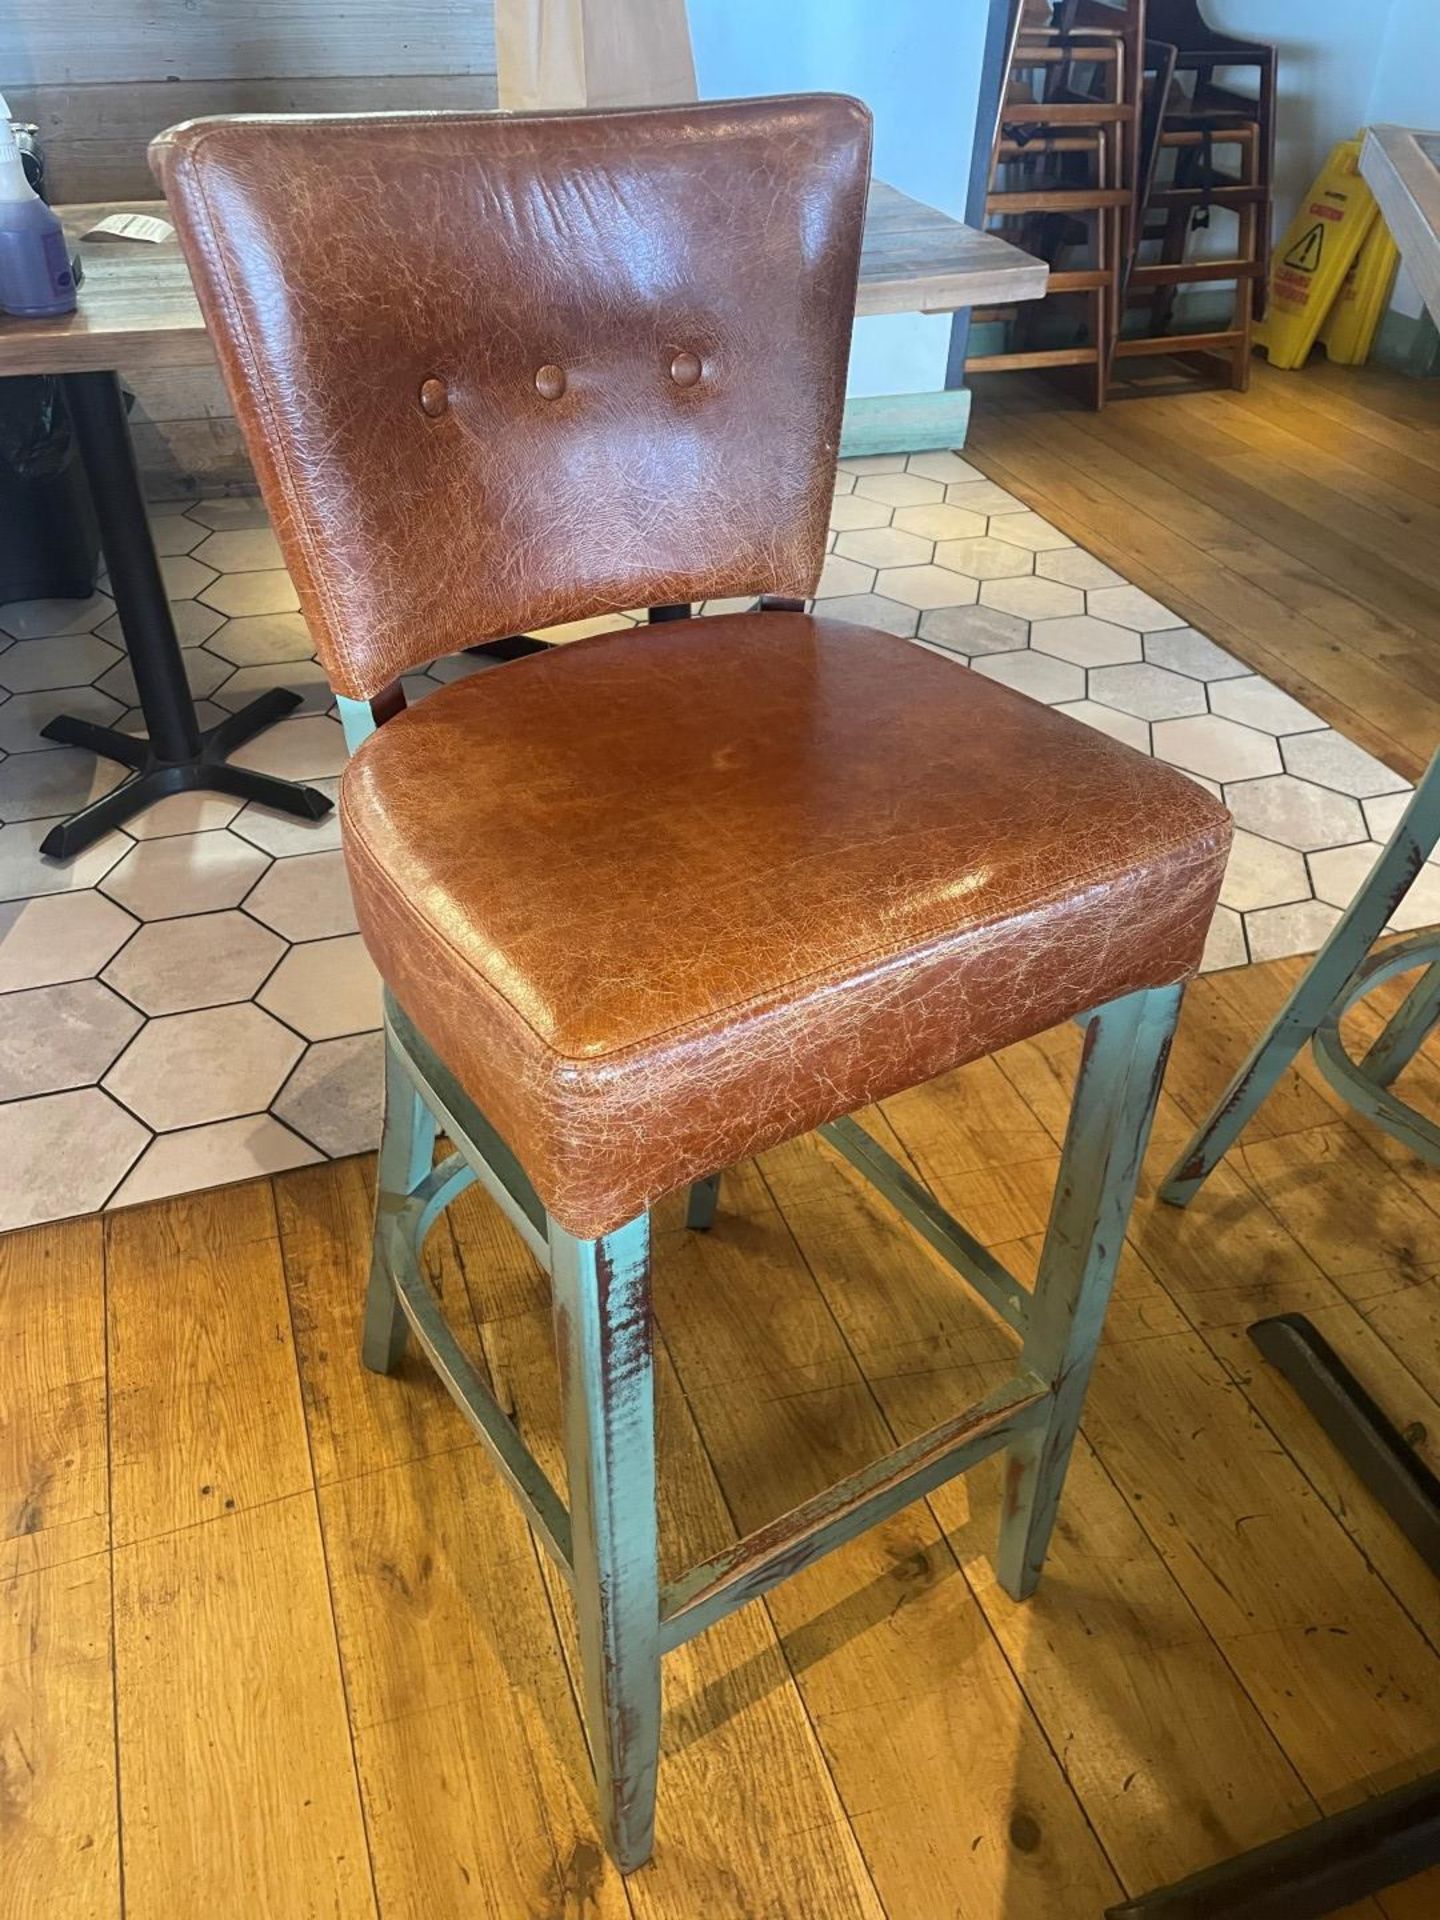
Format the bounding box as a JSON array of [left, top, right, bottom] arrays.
[[0, 98, 77, 318]]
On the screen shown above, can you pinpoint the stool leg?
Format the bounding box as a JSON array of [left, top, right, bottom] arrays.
[[997, 982, 1182, 1601], [549, 1215, 661, 1871], [685, 1173, 721, 1232], [362, 1029, 438, 1374], [1362, 958, 1440, 1090]]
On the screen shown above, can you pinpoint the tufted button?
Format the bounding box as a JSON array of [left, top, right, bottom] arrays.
[[418, 377, 449, 418], [535, 363, 567, 400], [669, 349, 703, 389]]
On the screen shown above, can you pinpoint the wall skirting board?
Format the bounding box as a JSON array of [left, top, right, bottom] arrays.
[[840, 387, 973, 456]]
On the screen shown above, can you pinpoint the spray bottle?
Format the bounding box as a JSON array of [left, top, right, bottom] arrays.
[[0, 93, 76, 317]]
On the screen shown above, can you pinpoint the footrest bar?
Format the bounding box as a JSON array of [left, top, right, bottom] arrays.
[[387, 1159, 575, 1577], [659, 1373, 1049, 1651], [818, 1116, 1029, 1333], [385, 994, 551, 1269]]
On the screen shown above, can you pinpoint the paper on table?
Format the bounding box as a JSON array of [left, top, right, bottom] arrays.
[[82, 212, 175, 244]]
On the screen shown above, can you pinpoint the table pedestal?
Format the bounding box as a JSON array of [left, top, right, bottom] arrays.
[[39, 371, 333, 858]]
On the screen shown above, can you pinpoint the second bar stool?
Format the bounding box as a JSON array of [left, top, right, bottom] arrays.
[[154, 94, 1231, 1871]]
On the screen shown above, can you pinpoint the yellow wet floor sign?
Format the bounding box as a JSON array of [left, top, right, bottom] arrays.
[[1319, 215, 1401, 364], [1257, 137, 1380, 369]]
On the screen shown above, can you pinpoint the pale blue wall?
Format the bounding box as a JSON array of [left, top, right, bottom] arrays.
[[687, 2, 989, 398]]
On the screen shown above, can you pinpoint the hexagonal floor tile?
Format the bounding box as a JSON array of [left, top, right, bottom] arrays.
[[813, 554, 876, 599], [0, 820, 130, 902], [244, 848, 357, 941], [1307, 841, 1380, 910], [832, 470, 856, 496], [839, 454, 908, 475], [874, 565, 979, 611], [1201, 905, 1248, 972], [0, 686, 125, 753], [0, 1087, 147, 1231], [1141, 628, 1251, 681], [1280, 730, 1410, 800], [1085, 586, 1185, 631], [1245, 898, 1343, 964], [0, 978, 143, 1100], [944, 480, 1030, 516], [0, 633, 123, 693], [1034, 550, 1124, 590], [161, 554, 219, 600], [1219, 830, 1311, 913], [257, 933, 382, 1040], [203, 612, 315, 668], [1361, 790, 1436, 859], [905, 451, 984, 484], [272, 1030, 383, 1157], [828, 493, 894, 533], [1223, 774, 1367, 852], [102, 909, 285, 1015], [107, 1114, 321, 1210], [428, 652, 499, 686], [1054, 700, 1149, 753], [985, 511, 1073, 554], [0, 593, 114, 640], [933, 536, 1033, 581], [228, 714, 347, 781], [212, 660, 334, 716], [1389, 864, 1440, 933], [100, 833, 270, 920], [891, 503, 989, 543], [852, 473, 945, 508], [813, 594, 918, 636], [185, 497, 271, 532], [148, 512, 207, 557], [834, 526, 935, 570], [1152, 715, 1281, 783], [123, 789, 247, 840], [191, 526, 286, 574], [104, 1002, 304, 1130], [1030, 616, 1142, 669], [977, 576, 1084, 622], [97, 644, 233, 708], [973, 650, 1084, 705], [0, 747, 128, 823], [917, 605, 1029, 657], [96, 599, 227, 650], [0, 890, 136, 993], [229, 780, 343, 857], [200, 569, 300, 618], [1088, 662, 1208, 721], [1208, 676, 1327, 736]]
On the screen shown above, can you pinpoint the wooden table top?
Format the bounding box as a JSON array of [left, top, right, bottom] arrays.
[[0, 183, 1045, 379], [1360, 125, 1440, 331]]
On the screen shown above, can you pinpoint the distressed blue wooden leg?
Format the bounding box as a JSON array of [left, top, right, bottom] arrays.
[[997, 983, 1182, 1601], [685, 1174, 721, 1232], [1160, 748, 1440, 1206], [1362, 957, 1440, 1089], [363, 1028, 438, 1374], [549, 1214, 660, 1872]]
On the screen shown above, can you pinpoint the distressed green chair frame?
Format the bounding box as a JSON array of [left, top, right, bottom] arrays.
[[346, 730, 1185, 1873], [1162, 748, 1440, 1205]]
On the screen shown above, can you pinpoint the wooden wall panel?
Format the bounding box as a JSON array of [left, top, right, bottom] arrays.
[[2, 2, 496, 89], [9, 71, 500, 204]]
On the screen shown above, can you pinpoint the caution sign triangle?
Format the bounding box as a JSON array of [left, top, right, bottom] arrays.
[[1283, 222, 1325, 274]]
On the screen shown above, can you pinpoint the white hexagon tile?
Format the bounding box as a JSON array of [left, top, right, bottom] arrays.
[[0, 455, 1421, 1230]]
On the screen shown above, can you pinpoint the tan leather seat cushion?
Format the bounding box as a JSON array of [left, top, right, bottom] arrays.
[[341, 613, 1230, 1237]]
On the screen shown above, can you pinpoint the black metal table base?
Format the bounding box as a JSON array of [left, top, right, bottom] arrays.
[[40, 369, 333, 861], [40, 686, 330, 858]]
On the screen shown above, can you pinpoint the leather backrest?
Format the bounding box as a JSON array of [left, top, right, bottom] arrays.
[[151, 96, 872, 700]]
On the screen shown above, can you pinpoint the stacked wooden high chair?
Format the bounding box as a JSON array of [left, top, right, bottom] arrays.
[[975, 0, 1276, 403]]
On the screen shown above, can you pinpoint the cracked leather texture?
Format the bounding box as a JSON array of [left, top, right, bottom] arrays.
[[340, 614, 1231, 1237], [150, 95, 872, 700], [155, 97, 1230, 1237]]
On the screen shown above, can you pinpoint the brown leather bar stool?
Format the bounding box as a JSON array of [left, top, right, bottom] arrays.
[[154, 95, 1231, 1872]]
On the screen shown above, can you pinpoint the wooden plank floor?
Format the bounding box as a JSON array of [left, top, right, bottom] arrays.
[[7, 360, 1440, 1917]]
